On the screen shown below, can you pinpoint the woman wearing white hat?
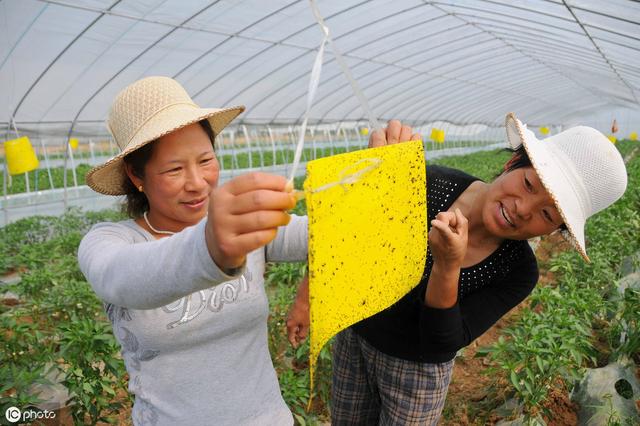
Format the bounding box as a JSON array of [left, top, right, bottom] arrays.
[[78, 76, 307, 425], [287, 114, 628, 425]]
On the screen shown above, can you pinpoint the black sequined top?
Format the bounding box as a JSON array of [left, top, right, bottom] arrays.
[[352, 165, 539, 363]]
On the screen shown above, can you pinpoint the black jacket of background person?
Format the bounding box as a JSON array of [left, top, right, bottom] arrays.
[[352, 165, 539, 363]]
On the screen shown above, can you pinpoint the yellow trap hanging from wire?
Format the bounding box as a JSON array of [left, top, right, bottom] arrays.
[[4, 136, 39, 175], [304, 139, 427, 397]]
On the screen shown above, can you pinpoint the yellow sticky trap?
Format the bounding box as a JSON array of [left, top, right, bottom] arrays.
[[69, 138, 79, 149], [608, 135, 617, 144], [360, 127, 369, 136], [4, 136, 39, 175], [629, 131, 637, 141], [430, 128, 445, 143], [540, 127, 549, 136], [304, 140, 427, 399]]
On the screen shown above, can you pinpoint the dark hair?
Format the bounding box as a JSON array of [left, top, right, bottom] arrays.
[[502, 145, 532, 174], [122, 119, 216, 218], [498, 144, 567, 231]]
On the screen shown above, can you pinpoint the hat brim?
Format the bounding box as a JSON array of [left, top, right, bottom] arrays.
[[505, 112, 589, 262], [86, 104, 244, 195]]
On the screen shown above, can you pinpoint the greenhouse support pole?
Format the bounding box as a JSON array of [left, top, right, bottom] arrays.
[[341, 125, 350, 152], [68, 143, 78, 188], [326, 128, 334, 156], [2, 158, 8, 227], [354, 123, 362, 149], [242, 125, 253, 169], [257, 129, 265, 168], [310, 127, 317, 160], [40, 139, 54, 190], [230, 130, 238, 175], [89, 138, 96, 165], [268, 127, 277, 172]]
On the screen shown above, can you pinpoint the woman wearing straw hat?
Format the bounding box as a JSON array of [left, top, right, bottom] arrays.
[[287, 114, 628, 425], [78, 76, 306, 425]]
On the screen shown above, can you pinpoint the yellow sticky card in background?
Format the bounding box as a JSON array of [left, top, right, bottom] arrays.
[[4, 136, 39, 175], [304, 140, 427, 395], [430, 128, 445, 143]]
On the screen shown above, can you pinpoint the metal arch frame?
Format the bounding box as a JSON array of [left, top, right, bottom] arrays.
[[425, 0, 638, 103], [223, 9, 451, 113], [434, 51, 531, 81], [188, 0, 373, 102], [343, 61, 547, 125], [561, 0, 637, 104], [586, 24, 640, 45], [255, 18, 467, 122], [432, 75, 596, 124], [426, 1, 583, 36], [605, 61, 640, 79], [314, 38, 511, 122], [457, 33, 610, 75], [9, 0, 638, 129], [64, 1, 225, 141], [216, 7, 444, 107], [239, 27, 443, 120], [333, 50, 532, 123], [425, 2, 609, 106], [383, 66, 594, 124], [414, 80, 576, 129], [593, 34, 640, 55], [38, 0, 186, 122], [11, 0, 124, 120], [0, 1, 49, 72], [388, 75, 558, 124], [483, 30, 615, 72], [171, 0, 303, 81], [447, 10, 640, 57], [440, 14, 604, 64], [290, 26, 489, 122], [329, 47, 552, 123], [472, 22, 606, 57], [568, 2, 640, 30], [429, 0, 576, 26]]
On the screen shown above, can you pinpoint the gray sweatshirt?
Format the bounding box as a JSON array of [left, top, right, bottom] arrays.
[[78, 215, 308, 426]]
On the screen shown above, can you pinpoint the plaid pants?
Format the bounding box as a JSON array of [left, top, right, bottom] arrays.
[[331, 328, 454, 426]]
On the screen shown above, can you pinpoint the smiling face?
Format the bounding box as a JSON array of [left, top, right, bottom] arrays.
[[481, 166, 563, 240], [125, 123, 219, 233]]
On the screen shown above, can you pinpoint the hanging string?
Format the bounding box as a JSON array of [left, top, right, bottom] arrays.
[[287, 0, 383, 186]]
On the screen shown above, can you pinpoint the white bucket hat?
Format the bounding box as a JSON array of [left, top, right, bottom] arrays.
[[505, 112, 628, 262], [86, 76, 244, 195]]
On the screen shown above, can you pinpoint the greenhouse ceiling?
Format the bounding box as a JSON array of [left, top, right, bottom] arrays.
[[1, 0, 639, 137]]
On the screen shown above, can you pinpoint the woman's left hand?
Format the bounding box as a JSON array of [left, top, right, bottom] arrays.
[[429, 208, 469, 268], [286, 275, 310, 348]]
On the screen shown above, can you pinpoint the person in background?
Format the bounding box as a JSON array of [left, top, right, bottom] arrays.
[[287, 114, 628, 425], [79, 76, 307, 426]]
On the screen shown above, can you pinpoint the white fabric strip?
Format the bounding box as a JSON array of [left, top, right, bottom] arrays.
[[287, 0, 383, 185]]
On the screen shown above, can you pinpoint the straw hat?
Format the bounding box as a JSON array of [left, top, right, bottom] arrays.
[[86, 76, 245, 195], [505, 112, 627, 261]]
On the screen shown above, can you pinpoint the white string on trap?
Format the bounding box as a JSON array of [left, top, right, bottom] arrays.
[[287, 0, 383, 186]]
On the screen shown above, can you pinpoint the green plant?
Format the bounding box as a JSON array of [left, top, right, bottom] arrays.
[[59, 315, 129, 425], [476, 141, 640, 419]]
